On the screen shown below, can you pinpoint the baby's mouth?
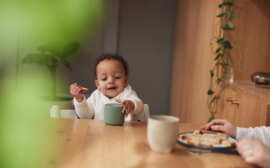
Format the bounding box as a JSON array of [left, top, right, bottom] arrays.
[[108, 87, 117, 90]]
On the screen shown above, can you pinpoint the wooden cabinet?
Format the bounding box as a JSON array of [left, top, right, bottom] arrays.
[[170, 0, 270, 125], [217, 81, 270, 127]]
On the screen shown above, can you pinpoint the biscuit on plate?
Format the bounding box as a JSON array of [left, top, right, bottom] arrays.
[[192, 130, 203, 135], [209, 137, 222, 144], [221, 140, 235, 147], [180, 134, 190, 140], [216, 133, 227, 140], [187, 139, 200, 146], [186, 136, 201, 141]]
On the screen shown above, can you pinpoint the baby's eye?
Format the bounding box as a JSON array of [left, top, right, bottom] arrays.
[[101, 78, 107, 81], [115, 77, 121, 79]]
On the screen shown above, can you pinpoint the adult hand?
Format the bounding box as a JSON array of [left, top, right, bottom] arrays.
[[200, 119, 236, 138], [237, 138, 270, 168], [115, 98, 135, 119]]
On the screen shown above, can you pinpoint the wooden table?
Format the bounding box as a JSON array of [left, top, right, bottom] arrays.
[[42, 119, 257, 168]]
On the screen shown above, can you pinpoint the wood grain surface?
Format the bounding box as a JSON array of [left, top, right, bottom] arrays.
[[170, 0, 270, 126], [169, 0, 218, 124], [39, 119, 257, 168]]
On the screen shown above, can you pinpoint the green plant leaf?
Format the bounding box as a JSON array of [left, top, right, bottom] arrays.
[[62, 42, 80, 57], [216, 13, 225, 17], [217, 38, 224, 44], [227, 11, 236, 18], [223, 41, 233, 50], [222, 24, 234, 31], [223, 71, 228, 77], [245, 68, 250, 71], [210, 70, 214, 78], [37, 42, 54, 54], [223, 2, 233, 6], [22, 53, 58, 65], [22, 54, 35, 64], [216, 78, 222, 84], [208, 116, 214, 123], [211, 96, 220, 103], [229, 58, 234, 64], [218, 4, 223, 8], [227, 21, 234, 29], [207, 89, 214, 95], [215, 62, 228, 66], [214, 53, 223, 61], [216, 47, 221, 53], [61, 59, 72, 71]]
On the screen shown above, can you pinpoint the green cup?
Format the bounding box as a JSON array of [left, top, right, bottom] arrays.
[[104, 103, 125, 125]]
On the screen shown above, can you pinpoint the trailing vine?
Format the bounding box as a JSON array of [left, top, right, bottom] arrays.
[[207, 0, 249, 123]]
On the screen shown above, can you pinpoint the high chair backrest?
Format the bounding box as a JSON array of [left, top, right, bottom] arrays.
[[50, 105, 78, 119], [136, 104, 150, 122]]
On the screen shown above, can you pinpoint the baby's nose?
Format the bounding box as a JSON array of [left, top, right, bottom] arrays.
[[108, 77, 115, 83]]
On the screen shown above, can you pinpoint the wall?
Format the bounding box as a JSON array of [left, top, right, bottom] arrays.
[[118, 0, 176, 115]]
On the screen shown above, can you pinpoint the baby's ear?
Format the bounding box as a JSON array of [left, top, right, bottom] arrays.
[[124, 76, 129, 87], [95, 80, 100, 90]]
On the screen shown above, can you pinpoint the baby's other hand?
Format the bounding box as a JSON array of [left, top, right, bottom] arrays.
[[70, 83, 85, 102], [115, 98, 135, 119]]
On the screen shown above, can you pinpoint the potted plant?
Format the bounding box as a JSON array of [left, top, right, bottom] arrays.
[[22, 41, 80, 100], [207, 0, 249, 123]]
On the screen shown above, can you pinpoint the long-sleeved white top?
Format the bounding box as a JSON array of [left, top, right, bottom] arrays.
[[236, 126, 270, 148], [73, 85, 144, 121]]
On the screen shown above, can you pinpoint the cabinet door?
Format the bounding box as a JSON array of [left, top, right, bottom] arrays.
[[218, 88, 269, 128]]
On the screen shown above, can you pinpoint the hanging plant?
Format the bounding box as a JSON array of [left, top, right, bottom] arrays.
[[207, 0, 249, 123]]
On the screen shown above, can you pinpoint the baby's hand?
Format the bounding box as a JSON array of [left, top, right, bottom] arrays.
[[115, 98, 135, 119], [70, 83, 87, 102]]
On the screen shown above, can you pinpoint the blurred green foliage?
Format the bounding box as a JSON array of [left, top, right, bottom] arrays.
[[0, 71, 57, 168], [22, 41, 80, 70], [0, 0, 104, 167], [21, 41, 80, 100], [0, 0, 104, 43]]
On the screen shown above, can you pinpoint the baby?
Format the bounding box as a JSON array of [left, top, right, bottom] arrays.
[[70, 53, 144, 120]]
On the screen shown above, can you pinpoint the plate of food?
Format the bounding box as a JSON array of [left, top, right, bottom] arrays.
[[178, 130, 237, 151]]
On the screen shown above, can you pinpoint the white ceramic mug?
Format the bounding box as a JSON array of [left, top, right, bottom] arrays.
[[147, 115, 180, 153], [60, 110, 77, 118]]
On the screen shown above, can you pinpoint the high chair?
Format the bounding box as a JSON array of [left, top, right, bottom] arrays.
[[50, 104, 150, 121]]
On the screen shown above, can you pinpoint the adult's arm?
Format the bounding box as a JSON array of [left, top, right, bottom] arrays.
[[237, 126, 270, 148]]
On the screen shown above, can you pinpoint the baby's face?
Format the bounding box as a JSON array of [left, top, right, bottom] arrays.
[[95, 59, 129, 99]]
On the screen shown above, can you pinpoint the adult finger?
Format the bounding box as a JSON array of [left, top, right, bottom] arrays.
[[210, 125, 228, 133], [204, 119, 227, 130], [200, 124, 207, 130], [245, 156, 259, 165]]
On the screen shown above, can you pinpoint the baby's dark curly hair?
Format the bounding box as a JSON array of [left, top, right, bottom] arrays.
[[92, 53, 129, 80]]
